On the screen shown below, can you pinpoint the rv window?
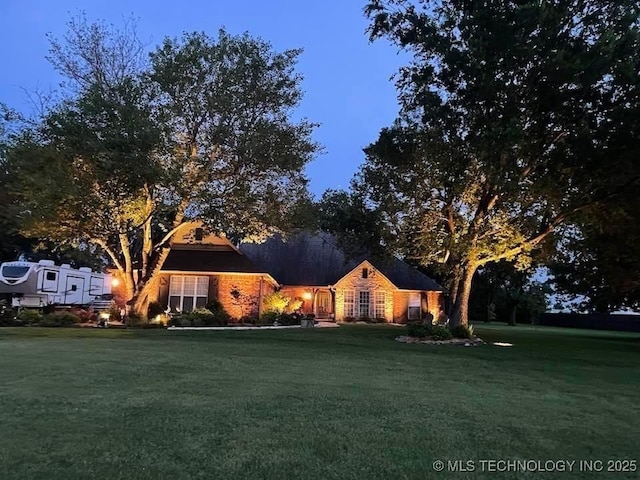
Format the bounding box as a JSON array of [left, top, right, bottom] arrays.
[[71, 285, 77, 291], [46, 271, 57, 281], [2, 266, 30, 278]]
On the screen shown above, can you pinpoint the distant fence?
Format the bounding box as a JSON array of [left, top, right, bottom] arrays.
[[537, 313, 640, 333]]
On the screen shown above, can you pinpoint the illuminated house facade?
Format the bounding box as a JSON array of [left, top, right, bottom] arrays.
[[152, 228, 443, 322], [154, 229, 278, 319], [241, 232, 444, 323]]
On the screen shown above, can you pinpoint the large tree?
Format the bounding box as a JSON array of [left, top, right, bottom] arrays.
[[7, 17, 318, 316], [362, 0, 640, 325]]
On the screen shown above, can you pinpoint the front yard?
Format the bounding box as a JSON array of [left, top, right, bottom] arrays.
[[0, 325, 638, 479]]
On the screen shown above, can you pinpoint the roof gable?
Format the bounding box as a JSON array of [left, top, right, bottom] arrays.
[[333, 260, 398, 291]]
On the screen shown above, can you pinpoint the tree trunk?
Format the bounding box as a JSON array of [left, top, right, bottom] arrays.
[[129, 244, 175, 318], [449, 264, 477, 326], [132, 291, 150, 319]]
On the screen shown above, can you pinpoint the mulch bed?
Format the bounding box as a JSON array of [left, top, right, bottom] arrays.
[[395, 335, 485, 346]]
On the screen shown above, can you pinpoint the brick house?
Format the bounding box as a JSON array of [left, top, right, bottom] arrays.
[[240, 232, 444, 323], [154, 228, 277, 319], [149, 228, 443, 323]]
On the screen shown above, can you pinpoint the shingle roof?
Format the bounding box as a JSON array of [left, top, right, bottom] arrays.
[[240, 232, 443, 291], [162, 248, 264, 274]]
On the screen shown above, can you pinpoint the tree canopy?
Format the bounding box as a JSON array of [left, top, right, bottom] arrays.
[[362, 0, 640, 324], [6, 17, 319, 315]]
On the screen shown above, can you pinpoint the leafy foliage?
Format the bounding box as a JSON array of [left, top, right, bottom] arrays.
[[40, 312, 80, 327], [406, 322, 428, 338], [262, 291, 290, 314], [430, 325, 453, 341], [363, 0, 640, 324], [169, 307, 229, 327], [17, 309, 43, 325], [450, 324, 473, 339], [6, 17, 319, 317]]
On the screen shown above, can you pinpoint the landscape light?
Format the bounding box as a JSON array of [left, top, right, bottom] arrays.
[[302, 291, 312, 300], [111, 278, 120, 287]]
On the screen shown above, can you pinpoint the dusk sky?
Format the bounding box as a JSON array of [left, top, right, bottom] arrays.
[[0, 0, 407, 197]]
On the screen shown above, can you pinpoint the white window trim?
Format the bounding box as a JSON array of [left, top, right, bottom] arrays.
[[169, 275, 209, 312], [374, 291, 386, 319], [344, 290, 355, 318], [408, 292, 421, 320], [359, 290, 370, 318]]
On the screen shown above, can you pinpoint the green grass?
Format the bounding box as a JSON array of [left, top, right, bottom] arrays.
[[0, 325, 638, 479]]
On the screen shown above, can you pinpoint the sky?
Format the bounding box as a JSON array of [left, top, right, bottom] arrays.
[[0, 0, 407, 197]]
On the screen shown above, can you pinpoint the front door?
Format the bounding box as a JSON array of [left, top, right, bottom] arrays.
[[316, 290, 332, 318]]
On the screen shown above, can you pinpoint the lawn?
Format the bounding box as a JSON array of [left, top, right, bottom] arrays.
[[0, 324, 638, 479]]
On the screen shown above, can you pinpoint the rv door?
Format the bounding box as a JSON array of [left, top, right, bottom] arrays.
[[64, 275, 85, 304]]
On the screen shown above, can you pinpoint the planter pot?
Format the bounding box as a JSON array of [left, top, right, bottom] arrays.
[[301, 319, 315, 328]]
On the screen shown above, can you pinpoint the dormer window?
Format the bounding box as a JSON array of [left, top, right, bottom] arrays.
[[362, 268, 369, 279], [194, 228, 204, 241]]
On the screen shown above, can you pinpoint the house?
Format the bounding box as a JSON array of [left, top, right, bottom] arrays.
[[153, 228, 278, 319], [143, 227, 443, 323], [240, 232, 444, 323]]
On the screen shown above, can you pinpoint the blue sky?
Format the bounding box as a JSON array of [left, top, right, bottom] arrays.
[[0, 0, 406, 197]]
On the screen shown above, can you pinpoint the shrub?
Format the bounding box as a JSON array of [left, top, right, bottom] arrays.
[[262, 291, 290, 314], [168, 315, 190, 327], [17, 309, 43, 325], [261, 311, 279, 324], [431, 325, 453, 341], [239, 314, 259, 325], [0, 305, 18, 326], [190, 315, 204, 327], [342, 316, 355, 323], [71, 308, 95, 323], [202, 301, 232, 325], [371, 317, 386, 324], [147, 302, 165, 319], [451, 324, 473, 339], [40, 312, 79, 327], [278, 312, 303, 325], [171, 307, 230, 327], [287, 298, 303, 312], [125, 313, 147, 327], [407, 322, 427, 338]]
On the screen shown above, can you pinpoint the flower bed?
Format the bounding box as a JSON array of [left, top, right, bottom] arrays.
[[396, 335, 484, 346]]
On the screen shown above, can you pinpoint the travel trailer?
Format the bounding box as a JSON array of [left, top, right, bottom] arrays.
[[0, 260, 112, 309]]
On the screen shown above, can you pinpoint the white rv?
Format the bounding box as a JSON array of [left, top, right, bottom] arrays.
[[0, 260, 112, 309]]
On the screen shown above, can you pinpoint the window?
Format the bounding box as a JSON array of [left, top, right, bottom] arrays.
[[46, 271, 57, 281], [194, 228, 204, 241], [1, 266, 29, 279], [359, 291, 370, 318], [374, 291, 386, 319], [169, 275, 209, 312], [362, 268, 368, 279], [408, 292, 421, 320], [343, 290, 355, 318]]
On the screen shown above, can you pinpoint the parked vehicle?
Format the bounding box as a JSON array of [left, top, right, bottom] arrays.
[[0, 260, 112, 309]]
